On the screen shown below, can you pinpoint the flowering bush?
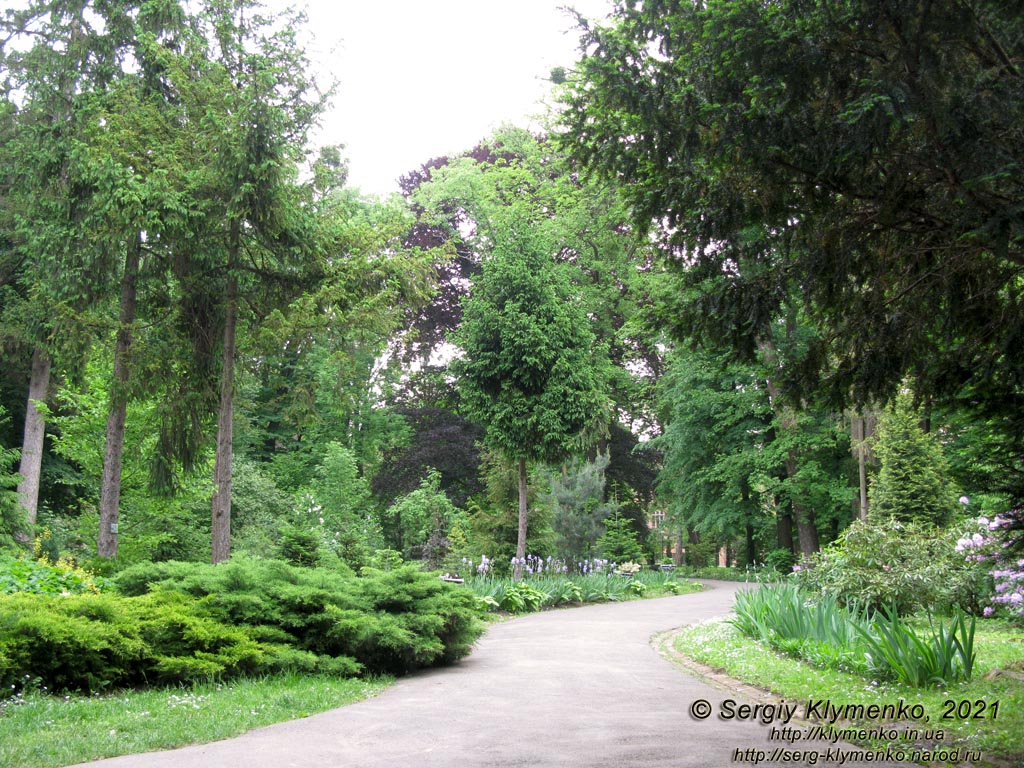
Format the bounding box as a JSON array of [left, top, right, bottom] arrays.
[[794, 518, 988, 615], [956, 507, 1024, 618]]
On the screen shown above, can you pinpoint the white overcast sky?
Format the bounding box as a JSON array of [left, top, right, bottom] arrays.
[[288, 0, 613, 196]]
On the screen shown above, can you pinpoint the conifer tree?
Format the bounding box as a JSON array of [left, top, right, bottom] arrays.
[[869, 396, 955, 528], [455, 224, 610, 579]]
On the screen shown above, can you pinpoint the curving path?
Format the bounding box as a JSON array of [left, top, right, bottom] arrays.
[[69, 581, 895, 767]]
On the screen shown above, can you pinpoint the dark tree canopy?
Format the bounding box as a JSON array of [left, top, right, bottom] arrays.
[[560, 0, 1024, 429], [371, 407, 486, 509], [396, 144, 513, 365], [603, 421, 658, 509]]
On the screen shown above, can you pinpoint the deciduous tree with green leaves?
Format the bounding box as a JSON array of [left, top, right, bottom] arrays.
[[652, 345, 769, 562]]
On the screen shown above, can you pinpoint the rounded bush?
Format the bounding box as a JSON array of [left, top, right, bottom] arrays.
[[795, 518, 989, 615]]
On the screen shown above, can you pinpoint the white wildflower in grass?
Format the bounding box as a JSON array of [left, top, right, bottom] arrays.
[[167, 692, 208, 711]]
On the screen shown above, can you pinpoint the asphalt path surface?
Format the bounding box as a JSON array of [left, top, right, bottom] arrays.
[[70, 580, 904, 767]]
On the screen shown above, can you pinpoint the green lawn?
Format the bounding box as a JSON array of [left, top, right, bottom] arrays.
[[0, 674, 392, 768], [669, 618, 1024, 767]]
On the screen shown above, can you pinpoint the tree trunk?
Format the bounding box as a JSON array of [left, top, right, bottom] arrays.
[[854, 415, 869, 521], [776, 507, 794, 554], [782, 445, 820, 557], [851, 411, 876, 521], [17, 345, 51, 527], [741, 482, 756, 565], [98, 237, 141, 558], [211, 243, 239, 565], [745, 521, 756, 566], [791, 499, 820, 557], [759, 339, 820, 558], [513, 456, 528, 581]]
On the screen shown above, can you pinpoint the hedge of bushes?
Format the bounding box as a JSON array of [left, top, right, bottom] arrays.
[[0, 557, 485, 693]]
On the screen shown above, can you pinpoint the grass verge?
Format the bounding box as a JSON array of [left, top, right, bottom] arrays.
[[0, 673, 392, 768], [669, 618, 1024, 767]]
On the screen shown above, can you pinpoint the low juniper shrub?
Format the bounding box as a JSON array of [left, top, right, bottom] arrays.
[[0, 556, 485, 693]]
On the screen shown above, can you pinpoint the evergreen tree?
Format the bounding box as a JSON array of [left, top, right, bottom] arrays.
[[455, 224, 610, 579], [0, 406, 26, 546], [544, 455, 617, 561], [597, 511, 645, 565], [870, 396, 955, 528], [559, 0, 1024, 504], [0, 0, 157, 529]]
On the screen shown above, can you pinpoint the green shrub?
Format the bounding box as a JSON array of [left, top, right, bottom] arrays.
[[553, 580, 583, 603], [763, 547, 796, 573], [130, 591, 267, 683], [0, 592, 146, 692], [499, 581, 548, 613], [112, 557, 484, 677], [104, 559, 197, 596], [795, 518, 987, 615], [0, 555, 108, 595], [355, 567, 484, 671], [369, 549, 404, 571], [277, 524, 324, 567], [663, 580, 682, 595], [0, 557, 485, 694], [0, 590, 267, 693]]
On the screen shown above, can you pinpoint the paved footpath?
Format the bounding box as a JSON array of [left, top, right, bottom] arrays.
[[71, 580, 903, 768]]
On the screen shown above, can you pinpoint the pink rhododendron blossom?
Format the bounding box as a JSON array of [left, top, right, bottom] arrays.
[[957, 508, 1024, 618]]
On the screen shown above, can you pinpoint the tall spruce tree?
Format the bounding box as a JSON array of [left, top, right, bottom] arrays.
[[0, 0, 148, 528], [870, 396, 955, 528], [172, 0, 327, 563]]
